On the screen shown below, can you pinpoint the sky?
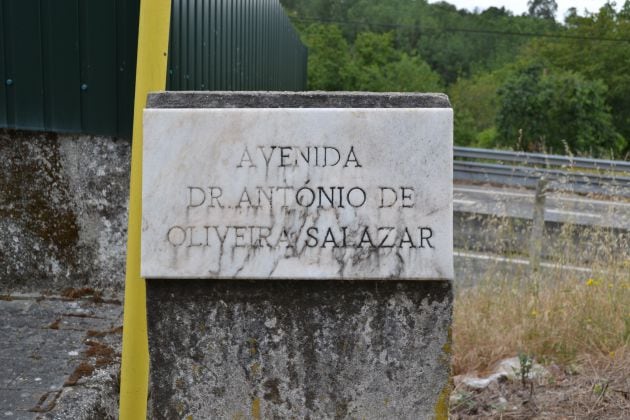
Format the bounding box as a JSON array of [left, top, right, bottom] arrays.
[[428, 1, 618, 21]]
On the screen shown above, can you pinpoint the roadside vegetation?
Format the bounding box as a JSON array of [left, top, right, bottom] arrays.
[[282, 0, 630, 159], [454, 255, 629, 374], [451, 217, 630, 417]]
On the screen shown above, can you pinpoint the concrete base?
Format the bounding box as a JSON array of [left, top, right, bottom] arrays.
[[0, 129, 130, 291], [146, 280, 452, 419]]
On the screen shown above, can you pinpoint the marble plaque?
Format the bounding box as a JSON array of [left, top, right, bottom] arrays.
[[141, 108, 453, 279]]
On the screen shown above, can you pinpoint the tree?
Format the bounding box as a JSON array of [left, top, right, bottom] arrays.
[[301, 24, 351, 90], [496, 64, 624, 157], [530, 3, 630, 155], [344, 32, 442, 92], [284, 0, 559, 86], [449, 69, 508, 146], [527, 0, 558, 20]]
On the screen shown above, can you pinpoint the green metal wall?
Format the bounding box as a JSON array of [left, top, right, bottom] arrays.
[[0, 0, 307, 138], [168, 0, 307, 91], [0, 0, 140, 137]]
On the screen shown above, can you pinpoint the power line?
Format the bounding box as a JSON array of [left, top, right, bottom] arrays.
[[291, 17, 630, 43]]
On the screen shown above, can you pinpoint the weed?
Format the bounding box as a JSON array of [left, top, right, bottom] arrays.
[[516, 352, 534, 388]]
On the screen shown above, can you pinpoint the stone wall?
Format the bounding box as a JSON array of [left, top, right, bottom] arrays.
[[147, 280, 452, 419], [0, 129, 130, 291]]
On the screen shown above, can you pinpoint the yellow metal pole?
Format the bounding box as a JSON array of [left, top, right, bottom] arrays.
[[119, 0, 171, 418]]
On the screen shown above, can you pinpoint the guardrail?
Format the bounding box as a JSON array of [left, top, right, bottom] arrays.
[[454, 147, 630, 197], [454, 147, 630, 172]]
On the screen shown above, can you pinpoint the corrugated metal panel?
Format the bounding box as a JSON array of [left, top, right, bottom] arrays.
[[0, 0, 140, 137], [0, 0, 307, 138], [168, 0, 307, 91]]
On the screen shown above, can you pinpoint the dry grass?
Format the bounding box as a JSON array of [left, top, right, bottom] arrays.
[[452, 212, 630, 376], [451, 206, 630, 417], [453, 267, 630, 375]]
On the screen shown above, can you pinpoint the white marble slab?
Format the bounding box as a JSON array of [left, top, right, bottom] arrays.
[[141, 108, 453, 280]]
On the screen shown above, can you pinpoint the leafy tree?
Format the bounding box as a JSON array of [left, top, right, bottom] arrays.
[[344, 31, 442, 92], [530, 2, 630, 154], [379, 53, 443, 92], [284, 0, 630, 157], [449, 69, 508, 146], [496, 63, 623, 156], [301, 24, 351, 90], [283, 0, 559, 85], [302, 27, 442, 92], [527, 0, 558, 20]]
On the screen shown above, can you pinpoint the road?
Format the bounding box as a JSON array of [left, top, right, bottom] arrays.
[[454, 184, 630, 230]]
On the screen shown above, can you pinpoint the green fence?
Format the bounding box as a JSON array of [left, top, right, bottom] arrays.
[[0, 0, 307, 138], [168, 0, 307, 91]]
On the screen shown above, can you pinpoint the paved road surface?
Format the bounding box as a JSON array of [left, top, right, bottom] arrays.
[[0, 294, 122, 419]]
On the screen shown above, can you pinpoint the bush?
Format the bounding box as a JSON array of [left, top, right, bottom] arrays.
[[495, 63, 625, 157]]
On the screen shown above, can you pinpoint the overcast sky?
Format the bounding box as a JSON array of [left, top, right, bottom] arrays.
[[428, 1, 617, 21]]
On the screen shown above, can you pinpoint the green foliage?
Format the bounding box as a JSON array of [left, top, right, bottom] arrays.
[[527, 0, 558, 20], [449, 69, 508, 146], [284, 0, 630, 157], [529, 2, 630, 155], [302, 26, 441, 92], [284, 0, 558, 85], [496, 63, 623, 156], [301, 24, 350, 90], [516, 352, 534, 388], [344, 32, 443, 92]]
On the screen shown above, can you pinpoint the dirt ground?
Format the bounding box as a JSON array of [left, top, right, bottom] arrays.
[[450, 352, 630, 419]]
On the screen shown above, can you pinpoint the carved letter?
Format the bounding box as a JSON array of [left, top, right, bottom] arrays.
[[296, 186, 315, 207], [344, 146, 362, 168], [321, 228, 339, 248], [377, 227, 396, 248], [279, 146, 292, 167], [257, 226, 272, 248], [234, 226, 247, 247], [399, 227, 415, 248], [256, 187, 273, 207], [208, 187, 223, 208], [347, 187, 367, 208], [318, 187, 335, 208], [279, 229, 294, 248], [236, 147, 256, 168], [324, 147, 341, 167], [236, 188, 255, 208], [305, 227, 318, 247], [213, 226, 228, 245], [378, 187, 397, 208], [167, 226, 186, 246], [401, 187, 414, 208], [419, 227, 434, 249], [187, 226, 204, 248], [357, 227, 375, 248], [187, 187, 206, 208], [258, 146, 276, 169]]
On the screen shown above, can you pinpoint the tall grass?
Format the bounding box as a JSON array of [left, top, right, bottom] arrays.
[[452, 214, 630, 375]]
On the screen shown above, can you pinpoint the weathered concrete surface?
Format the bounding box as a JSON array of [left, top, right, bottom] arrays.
[[0, 129, 130, 291], [147, 90, 451, 109], [147, 280, 452, 419], [0, 292, 123, 419]]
